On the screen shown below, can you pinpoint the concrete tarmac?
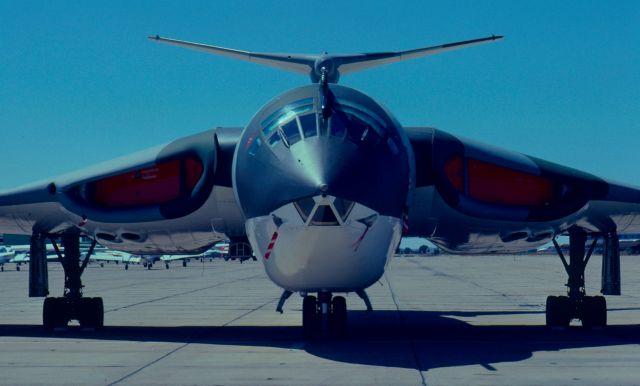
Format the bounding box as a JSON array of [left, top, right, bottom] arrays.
[[1, 254, 640, 385]]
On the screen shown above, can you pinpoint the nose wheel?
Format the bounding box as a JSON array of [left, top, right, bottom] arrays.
[[302, 293, 348, 339]]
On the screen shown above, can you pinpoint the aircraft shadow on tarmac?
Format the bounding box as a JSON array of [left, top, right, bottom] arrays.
[[2, 309, 640, 371]]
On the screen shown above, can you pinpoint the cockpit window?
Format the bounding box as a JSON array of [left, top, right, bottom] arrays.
[[333, 198, 355, 220], [310, 204, 340, 226], [261, 98, 314, 139], [294, 197, 316, 222], [346, 115, 370, 143], [294, 196, 354, 226], [335, 99, 386, 136], [329, 111, 348, 138], [250, 96, 398, 157], [281, 119, 302, 146], [299, 113, 317, 138], [248, 135, 262, 156]]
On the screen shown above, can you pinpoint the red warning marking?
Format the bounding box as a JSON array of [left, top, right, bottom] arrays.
[[402, 212, 409, 235], [352, 227, 370, 252], [264, 231, 279, 260]]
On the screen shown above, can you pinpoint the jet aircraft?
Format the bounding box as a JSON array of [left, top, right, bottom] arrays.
[[0, 35, 639, 337]]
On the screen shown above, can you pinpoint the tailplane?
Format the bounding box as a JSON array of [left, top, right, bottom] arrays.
[[149, 34, 503, 84]]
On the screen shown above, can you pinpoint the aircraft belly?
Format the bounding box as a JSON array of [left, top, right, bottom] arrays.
[[246, 209, 402, 292]]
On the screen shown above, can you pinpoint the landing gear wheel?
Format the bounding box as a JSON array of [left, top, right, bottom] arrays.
[[581, 296, 607, 328], [91, 297, 104, 329], [125, 264, 129, 270], [77, 297, 104, 329], [546, 296, 571, 327], [302, 295, 319, 339], [329, 296, 347, 336], [43, 298, 67, 330], [147, 263, 152, 270], [165, 263, 170, 269], [43, 298, 57, 330], [182, 260, 187, 267], [16, 265, 20, 271]]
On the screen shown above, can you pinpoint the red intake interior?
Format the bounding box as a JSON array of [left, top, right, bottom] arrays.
[[90, 156, 203, 208]]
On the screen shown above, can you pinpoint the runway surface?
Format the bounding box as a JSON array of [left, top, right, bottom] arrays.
[[1, 254, 640, 385]]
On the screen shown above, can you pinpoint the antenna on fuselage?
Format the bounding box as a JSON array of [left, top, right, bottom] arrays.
[[148, 34, 503, 84]]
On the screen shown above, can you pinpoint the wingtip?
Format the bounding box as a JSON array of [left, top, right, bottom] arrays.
[[148, 35, 161, 41], [492, 35, 504, 40]]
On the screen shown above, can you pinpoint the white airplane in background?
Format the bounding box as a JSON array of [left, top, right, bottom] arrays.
[[0, 34, 639, 337], [0, 246, 16, 271], [89, 249, 140, 269]]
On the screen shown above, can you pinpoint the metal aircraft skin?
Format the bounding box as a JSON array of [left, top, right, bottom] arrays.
[[1, 35, 639, 333]]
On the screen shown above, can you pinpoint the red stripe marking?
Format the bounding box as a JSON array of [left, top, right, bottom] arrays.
[[264, 231, 279, 260]]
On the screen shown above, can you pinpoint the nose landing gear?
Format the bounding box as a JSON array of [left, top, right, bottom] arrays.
[[302, 292, 348, 339]]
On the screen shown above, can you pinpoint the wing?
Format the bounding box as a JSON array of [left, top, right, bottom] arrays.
[[406, 127, 640, 254], [0, 128, 244, 255]]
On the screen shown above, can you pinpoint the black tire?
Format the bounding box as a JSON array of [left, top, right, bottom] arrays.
[[302, 295, 319, 339], [582, 296, 607, 327], [44, 298, 67, 329], [78, 298, 94, 328], [330, 296, 348, 336], [43, 298, 56, 330], [165, 263, 170, 269], [92, 297, 104, 329], [546, 296, 571, 327], [16, 265, 20, 271], [79, 297, 104, 329], [125, 264, 129, 270], [182, 260, 187, 267]]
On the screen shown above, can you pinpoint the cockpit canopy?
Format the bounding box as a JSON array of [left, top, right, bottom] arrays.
[[234, 84, 414, 220], [247, 95, 400, 157]]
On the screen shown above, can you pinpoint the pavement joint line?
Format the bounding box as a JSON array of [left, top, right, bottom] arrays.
[[105, 295, 278, 385], [105, 273, 263, 313], [406, 257, 536, 308], [384, 273, 427, 386], [106, 342, 190, 386]]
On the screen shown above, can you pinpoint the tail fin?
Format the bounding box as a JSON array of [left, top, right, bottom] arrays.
[[148, 35, 503, 84]]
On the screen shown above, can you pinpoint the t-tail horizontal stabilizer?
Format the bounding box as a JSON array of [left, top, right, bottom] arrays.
[[148, 34, 503, 84]]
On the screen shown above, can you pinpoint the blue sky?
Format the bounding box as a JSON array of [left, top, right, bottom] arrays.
[[1, 1, 639, 196]]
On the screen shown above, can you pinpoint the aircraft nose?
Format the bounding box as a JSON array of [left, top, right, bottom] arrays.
[[233, 85, 412, 221], [289, 136, 361, 195]]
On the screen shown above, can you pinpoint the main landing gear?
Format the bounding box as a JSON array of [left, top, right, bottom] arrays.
[[546, 227, 619, 328], [34, 232, 104, 330]]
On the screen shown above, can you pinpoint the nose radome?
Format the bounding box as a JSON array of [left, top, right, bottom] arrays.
[[290, 136, 362, 196]]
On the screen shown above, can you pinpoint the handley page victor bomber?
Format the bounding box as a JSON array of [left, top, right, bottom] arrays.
[[1, 35, 639, 337]]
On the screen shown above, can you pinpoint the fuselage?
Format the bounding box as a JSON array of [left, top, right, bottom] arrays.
[[233, 84, 414, 292]]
